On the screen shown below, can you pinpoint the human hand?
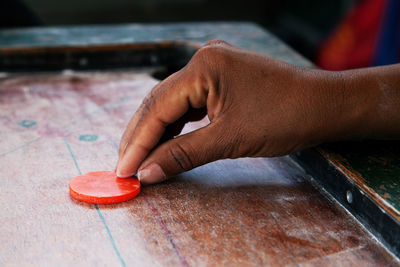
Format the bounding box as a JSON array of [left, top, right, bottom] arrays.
[[115, 40, 375, 184]]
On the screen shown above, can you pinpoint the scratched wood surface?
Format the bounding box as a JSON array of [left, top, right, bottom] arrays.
[[0, 69, 398, 266]]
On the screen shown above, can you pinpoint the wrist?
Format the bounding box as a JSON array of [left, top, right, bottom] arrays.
[[302, 68, 380, 145]]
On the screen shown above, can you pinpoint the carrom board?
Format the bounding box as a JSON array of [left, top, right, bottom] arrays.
[[0, 23, 398, 266]]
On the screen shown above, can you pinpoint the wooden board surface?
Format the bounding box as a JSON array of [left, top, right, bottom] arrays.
[[0, 69, 398, 266]]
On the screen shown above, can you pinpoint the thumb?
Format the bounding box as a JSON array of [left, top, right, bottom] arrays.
[[137, 122, 229, 184]]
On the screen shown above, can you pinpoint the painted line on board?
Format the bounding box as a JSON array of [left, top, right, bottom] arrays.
[[108, 144, 189, 267], [64, 137, 82, 175], [63, 137, 126, 267], [95, 204, 127, 267], [143, 193, 190, 267], [0, 136, 42, 159]]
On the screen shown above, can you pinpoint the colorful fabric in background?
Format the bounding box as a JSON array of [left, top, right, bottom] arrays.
[[317, 0, 400, 70]]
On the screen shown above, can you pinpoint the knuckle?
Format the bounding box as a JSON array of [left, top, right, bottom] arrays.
[[204, 39, 230, 47], [143, 88, 157, 105], [140, 100, 151, 114], [194, 43, 221, 61], [140, 87, 161, 115], [168, 142, 194, 172], [190, 42, 229, 75], [191, 39, 234, 67], [140, 97, 152, 114]]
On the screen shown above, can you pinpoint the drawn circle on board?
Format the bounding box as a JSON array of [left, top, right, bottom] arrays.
[[79, 134, 98, 142], [19, 120, 37, 128], [69, 171, 140, 204]]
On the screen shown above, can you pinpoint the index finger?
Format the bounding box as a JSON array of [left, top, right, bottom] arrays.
[[116, 67, 208, 178]]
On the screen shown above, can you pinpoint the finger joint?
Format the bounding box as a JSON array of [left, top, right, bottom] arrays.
[[169, 143, 194, 172]]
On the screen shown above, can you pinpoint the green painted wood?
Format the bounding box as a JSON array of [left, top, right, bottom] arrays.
[[323, 141, 400, 212]]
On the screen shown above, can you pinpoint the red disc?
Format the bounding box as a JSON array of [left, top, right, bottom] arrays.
[[69, 171, 140, 204]]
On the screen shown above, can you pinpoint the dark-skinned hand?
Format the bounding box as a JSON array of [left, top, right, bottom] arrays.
[[116, 40, 400, 184]]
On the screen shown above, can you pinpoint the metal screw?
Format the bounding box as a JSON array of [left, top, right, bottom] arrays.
[[346, 190, 353, 204]]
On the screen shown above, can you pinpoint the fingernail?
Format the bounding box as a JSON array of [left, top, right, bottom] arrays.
[[138, 163, 166, 184], [116, 170, 135, 178]]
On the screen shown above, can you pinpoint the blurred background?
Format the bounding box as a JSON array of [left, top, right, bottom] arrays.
[[1, 0, 399, 69]]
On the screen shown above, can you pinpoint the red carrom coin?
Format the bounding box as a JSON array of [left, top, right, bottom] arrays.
[[69, 171, 140, 204]]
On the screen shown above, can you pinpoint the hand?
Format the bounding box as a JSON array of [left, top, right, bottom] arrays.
[[116, 40, 399, 184]]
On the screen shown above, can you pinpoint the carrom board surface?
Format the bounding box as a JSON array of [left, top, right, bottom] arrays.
[[0, 69, 398, 266]]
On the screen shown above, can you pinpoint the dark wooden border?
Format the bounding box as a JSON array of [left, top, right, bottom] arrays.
[[0, 41, 199, 72]]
